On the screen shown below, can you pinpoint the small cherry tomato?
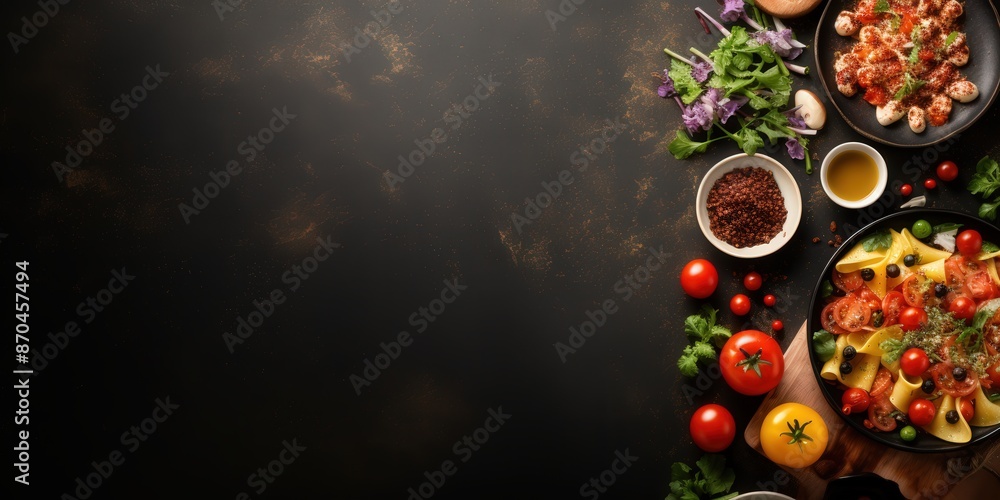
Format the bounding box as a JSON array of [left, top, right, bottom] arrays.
[[730, 294, 751, 316], [690, 404, 736, 452], [899, 306, 928, 331], [763, 294, 777, 307], [680, 259, 719, 299], [772, 320, 784, 332], [960, 398, 974, 422], [956, 230, 983, 256], [908, 399, 936, 427], [900, 184, 913, 196], [900, 348, 931, 377], [841, 387, 871, 415], [937, 160, 959, 182], [949, 296, 977, 322], [924, 178, 937, 190], [744, 271, 763, 291]]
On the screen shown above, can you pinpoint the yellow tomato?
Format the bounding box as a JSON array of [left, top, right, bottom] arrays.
[[760, 403, 829, 468]]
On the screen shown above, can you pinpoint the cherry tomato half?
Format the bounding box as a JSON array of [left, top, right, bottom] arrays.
[[681, 259, 719, 299], [949, 296, 977, 322], [937, 160, 959, 182], [690, 404, 736, 452], [956, 230, 983, 256], [899, 306, 928, 331], [900, 348, 930, 377], [908, 398, 936, 427], [730, 294, 751, 316], [881, 291, 906, 326], [744, 271, 763, 291]]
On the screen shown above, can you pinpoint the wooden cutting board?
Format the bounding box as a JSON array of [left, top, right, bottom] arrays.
[[744, 322, 1000, 499]]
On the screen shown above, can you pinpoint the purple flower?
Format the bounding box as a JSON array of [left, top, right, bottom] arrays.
[[752, 29, 804, 59], [682, 103, 713, 135], [700, 88, 723, 111], [787, 113, 806, 129], [720, 0, 744, 23], [658, 69, 677, 98], [690, 57, 713, 83], [785, 137, 805, 160], [717, 95, 748, 124]]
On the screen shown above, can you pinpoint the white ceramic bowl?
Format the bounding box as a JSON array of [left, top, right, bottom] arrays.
[[695, 153, 803, 258], [819, 142, 888, 209]]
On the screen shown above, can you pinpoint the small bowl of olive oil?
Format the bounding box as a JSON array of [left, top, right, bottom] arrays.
[[820, 142, 887, 209]]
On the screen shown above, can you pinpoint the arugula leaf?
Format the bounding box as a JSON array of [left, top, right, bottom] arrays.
[[983, 241, 1000, 253], [894, 72, 926, 101], [932, 223, 963, 234], [669, 130, 722, 160], [669, 62, 703, 104], [874, 0, 891, 13], [861, 230, 893, 251], [813, 330, 836, 362], [969, 156, 1000, 198]]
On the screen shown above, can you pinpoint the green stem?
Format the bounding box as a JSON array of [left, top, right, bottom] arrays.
[[663, 48, 692, 64], [776, 56, 790, 77], [804, 146, 813, 174]]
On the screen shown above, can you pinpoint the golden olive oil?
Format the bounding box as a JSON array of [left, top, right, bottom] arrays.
[[828, 150, 878, 201]]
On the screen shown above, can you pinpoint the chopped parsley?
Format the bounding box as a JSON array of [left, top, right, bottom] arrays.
[[894, 72, 926, 101]]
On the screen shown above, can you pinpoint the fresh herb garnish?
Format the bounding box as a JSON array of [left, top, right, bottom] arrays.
[[874, 0, 892, 13], [932, 223, 963, 234], [983, 241, 1000, 253], [678, 305, 733, 377], [894, 72, 926, 101], [667, 454, 739, 500], [880, 338, 906, 364], [990, 393, 1000, 403], [813, 329, 836, 362], [861, 230, 893, 252], [944, 31, 959, 48], [969, 156, 1000, 220]]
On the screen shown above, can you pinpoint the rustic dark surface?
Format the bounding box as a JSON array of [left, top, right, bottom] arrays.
[[2, 1, 999, 498]]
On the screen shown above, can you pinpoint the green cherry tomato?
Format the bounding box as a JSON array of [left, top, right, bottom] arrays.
[[912, 220, 932, 239], [900, 425, 917, 442]]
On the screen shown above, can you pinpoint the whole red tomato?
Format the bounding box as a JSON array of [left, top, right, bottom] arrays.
[[900, 348, 930, 377], [720, 330, 785, 395], [689, 404, 736, 452], [957, 230, 983, 256], [936, 160, 959, 182], [949, 296, 977, 322], [730, 294, 751, 316], [680, 259, 718, 298], [908, 399, 936, 427], [899, 306, 927, 331]]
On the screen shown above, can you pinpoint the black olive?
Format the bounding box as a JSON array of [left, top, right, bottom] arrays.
[[904, 254, 916, 267], [953, 366, 967, 381], [840, 361, 853, 375], [861, 268, 876, 281], [921, 379, 936, 393], [946, 410, 960, 424], [886, 264, 900, 278], [935, 283, 949, 298], [843, 345, 857, 360]]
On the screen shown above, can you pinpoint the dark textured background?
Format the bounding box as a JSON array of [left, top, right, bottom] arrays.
[[2, 0, 999, 498]]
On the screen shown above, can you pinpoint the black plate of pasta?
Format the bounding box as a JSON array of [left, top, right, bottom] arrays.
[[807, 209, 1000, 451]]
